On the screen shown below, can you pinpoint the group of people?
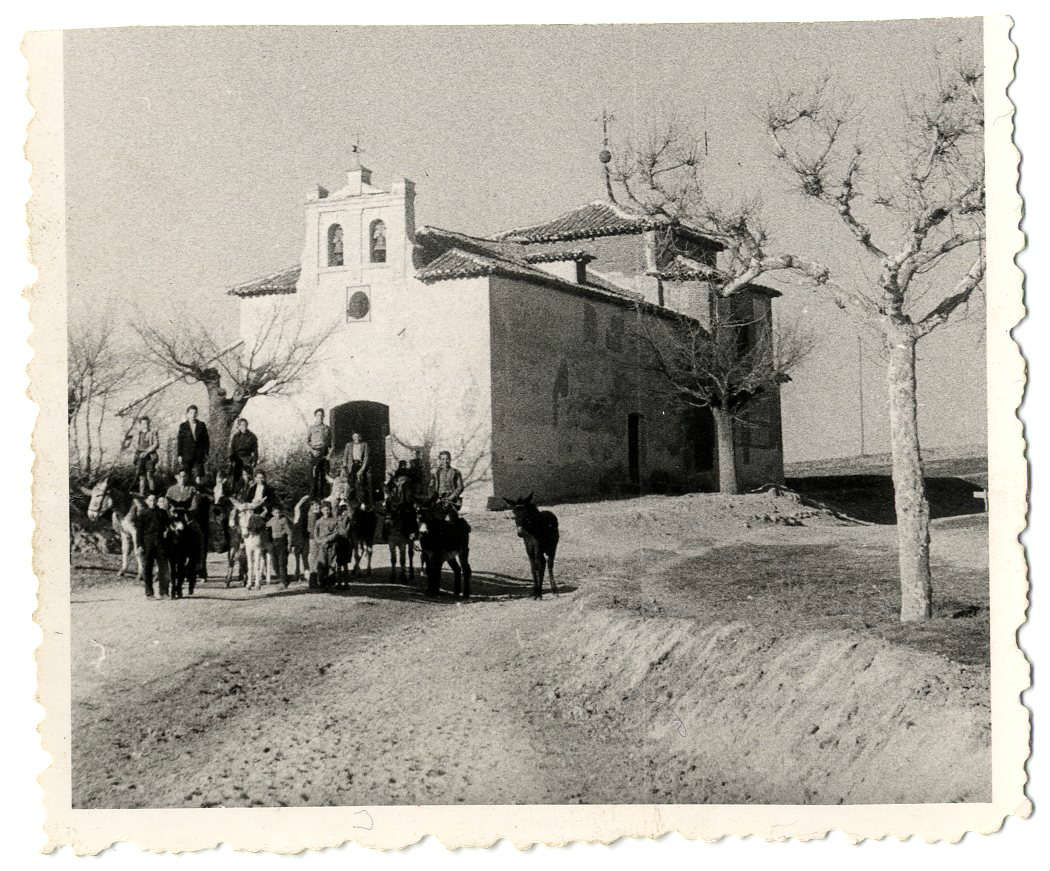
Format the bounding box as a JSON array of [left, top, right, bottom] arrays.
[[126, 406, 259, 497], [122, 404, 467, 597]]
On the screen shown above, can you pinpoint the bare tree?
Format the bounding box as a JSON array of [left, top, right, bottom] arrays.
[[132, 306, 338, 469], [68, 317, 136, 478], [764, 59, 985, 622], [608, 56, 983, 622], [634, 303, 814, 494], [390, 413, 492, 496]]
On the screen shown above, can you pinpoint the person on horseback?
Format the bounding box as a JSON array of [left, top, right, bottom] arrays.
[[430, 450, 464, 520], [306, 408, 332, 499], [126, 416, 160, 495], [342, 431, 370, 506]]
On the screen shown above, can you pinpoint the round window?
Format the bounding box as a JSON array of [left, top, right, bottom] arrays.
[[347, 290, 371, 320]]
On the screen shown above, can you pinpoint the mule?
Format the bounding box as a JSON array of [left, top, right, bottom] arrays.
[[83, 477, 145, 578], [416, 497, 472, 598], [505, 492, 559, 599]]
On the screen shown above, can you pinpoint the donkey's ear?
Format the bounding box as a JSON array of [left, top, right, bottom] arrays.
[[502, 498, 515, 507], [525, 491, 535, 504]]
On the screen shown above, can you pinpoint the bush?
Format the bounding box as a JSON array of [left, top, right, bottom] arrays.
[[264, 444, 315, 509]]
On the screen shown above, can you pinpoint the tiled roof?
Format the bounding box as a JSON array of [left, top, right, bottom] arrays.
[[415, 248, 532, 283], [228, 264, 301, 298], [492, 200, 724, 248], [414, 233, 643, 306], [656, 256, 782, 297], [522, 249, 594, 264]]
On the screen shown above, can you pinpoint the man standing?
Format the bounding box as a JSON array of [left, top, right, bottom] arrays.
[[430, 450, 465, 519], [127, 416, 160, 495], [229, 418, 259, 481], [176, 405, 211, 481], [135, 493, 168, 599], [342, 431, 370, 505], [306, 408, 332, 498]]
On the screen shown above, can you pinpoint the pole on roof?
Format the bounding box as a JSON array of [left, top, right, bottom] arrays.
[[596, 108, 617, 203]]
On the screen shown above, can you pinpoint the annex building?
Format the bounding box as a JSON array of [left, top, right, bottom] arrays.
[[230, 155, 785, 510]]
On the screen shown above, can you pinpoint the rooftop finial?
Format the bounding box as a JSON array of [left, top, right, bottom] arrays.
[[348, 134, 365, 170]]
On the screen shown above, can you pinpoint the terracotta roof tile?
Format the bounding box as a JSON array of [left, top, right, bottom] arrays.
[[227, 264, 301, 297], [492, 200, 724, 249]]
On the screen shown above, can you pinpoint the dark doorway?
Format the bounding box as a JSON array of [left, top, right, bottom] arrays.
[[627, 413, 641, 486], [330, 401, 390, 499], [691, 406, 715, 472]]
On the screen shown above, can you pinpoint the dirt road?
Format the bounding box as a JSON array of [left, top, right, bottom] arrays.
[[71, 491, 991, 808]]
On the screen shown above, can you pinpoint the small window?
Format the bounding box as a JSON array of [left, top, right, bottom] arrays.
[[369, 219, 387, 263], [605, 314, 624, 352], [327, 224, 344, 267], [582, 304, 597, 344], [346, 287, 371, 322]]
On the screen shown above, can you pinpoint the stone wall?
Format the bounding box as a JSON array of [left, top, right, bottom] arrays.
[[487, 277, 711, 505]]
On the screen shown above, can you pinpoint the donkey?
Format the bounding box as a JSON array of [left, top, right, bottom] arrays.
[[83, 476, 145, 578], [382, 483, 418, 582], [416, 496, 472, 598], [167, 508, 203, 598], [231, 501, 273, 591], [505, 493, 559, 599], [350, 499, 379, 577]]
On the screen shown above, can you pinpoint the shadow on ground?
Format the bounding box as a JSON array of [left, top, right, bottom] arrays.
[[786, 474, 987, 524]]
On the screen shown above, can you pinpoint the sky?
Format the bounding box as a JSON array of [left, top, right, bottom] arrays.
[[63, 19, 986, 462]]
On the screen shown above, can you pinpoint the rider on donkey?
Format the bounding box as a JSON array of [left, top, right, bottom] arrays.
[[429, 450, 465, 520], [341, 431, 371, 507]]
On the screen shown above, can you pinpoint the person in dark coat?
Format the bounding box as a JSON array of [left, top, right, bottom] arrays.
[[229, 418, 259, 481], [176, 405, 210, 480], [134, 493, 169, 599], [245, 469, 277, 516]]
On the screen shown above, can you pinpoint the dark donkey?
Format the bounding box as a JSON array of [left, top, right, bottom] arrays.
[[505, 493, 559, 599], [416, 497, 472, 598]]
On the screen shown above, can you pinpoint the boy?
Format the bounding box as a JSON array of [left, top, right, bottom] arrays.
[[312, 501, 340, 588], [267, 505, 292, 587]]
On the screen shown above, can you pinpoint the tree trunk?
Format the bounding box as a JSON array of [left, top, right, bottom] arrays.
[[203, 375, 247, 475], [712, 406, 739, 495], [886, 330, 932, 622]]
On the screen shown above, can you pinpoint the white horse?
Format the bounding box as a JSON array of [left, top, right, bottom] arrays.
[[84, 477, 144, 578], [231, 500, 273, 591]]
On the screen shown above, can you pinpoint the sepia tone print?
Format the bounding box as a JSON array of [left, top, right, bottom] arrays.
[[29, 16, 1028, 851]]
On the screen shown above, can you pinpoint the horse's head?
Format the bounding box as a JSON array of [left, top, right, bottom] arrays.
[[85, 477, 113, 522], [503, 492, 536, 537]]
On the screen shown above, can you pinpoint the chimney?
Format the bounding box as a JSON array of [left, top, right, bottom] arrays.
[[345, 151, 372, 196]]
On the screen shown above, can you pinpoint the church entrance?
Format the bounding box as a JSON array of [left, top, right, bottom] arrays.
[[330, 401, 390, 501]]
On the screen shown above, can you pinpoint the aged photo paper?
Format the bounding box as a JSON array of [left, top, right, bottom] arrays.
[[27, 15, 1029, 852]]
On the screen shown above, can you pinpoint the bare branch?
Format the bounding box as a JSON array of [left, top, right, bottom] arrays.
[[916, 255, 985, 336]]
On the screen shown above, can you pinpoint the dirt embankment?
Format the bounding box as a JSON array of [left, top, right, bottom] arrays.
[[533, 593, 990, 804]]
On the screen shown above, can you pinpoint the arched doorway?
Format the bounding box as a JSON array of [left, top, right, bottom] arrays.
[[330, 401, 390, 500]]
